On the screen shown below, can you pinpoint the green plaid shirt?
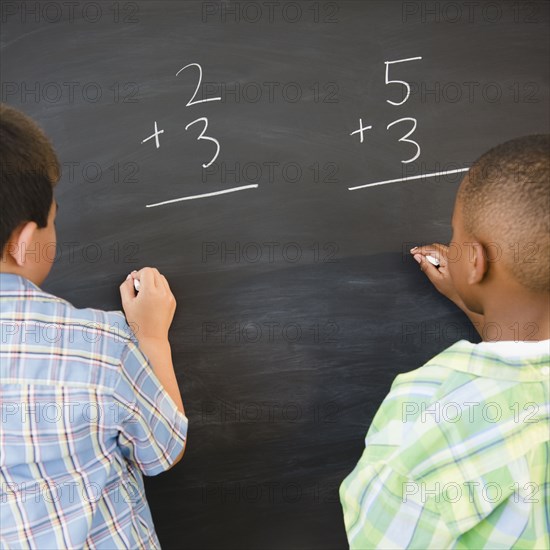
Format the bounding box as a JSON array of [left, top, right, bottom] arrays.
[[340, 339, 550, 549]]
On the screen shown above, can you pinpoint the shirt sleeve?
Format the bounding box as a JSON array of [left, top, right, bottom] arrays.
[[113, 341, 188, 476]]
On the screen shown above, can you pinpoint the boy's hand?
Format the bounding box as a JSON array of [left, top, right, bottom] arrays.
[[119, 267, 176, 342], [411, 243, 485, 336], [410, 244, 464, 308]]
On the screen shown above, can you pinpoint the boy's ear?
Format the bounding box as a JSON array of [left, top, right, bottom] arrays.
[[8, 222, 39, 267], [467, 241, 488, 285]]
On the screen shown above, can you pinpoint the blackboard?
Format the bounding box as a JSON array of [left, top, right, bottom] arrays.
[[2, 1, 549, 548]]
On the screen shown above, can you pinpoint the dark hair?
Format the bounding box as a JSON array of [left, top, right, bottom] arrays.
[[0, 103, 60, 252], [459, 134, 550, 293]]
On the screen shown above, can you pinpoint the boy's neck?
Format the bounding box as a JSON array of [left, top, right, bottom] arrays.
[[480, 290, 550, 342]]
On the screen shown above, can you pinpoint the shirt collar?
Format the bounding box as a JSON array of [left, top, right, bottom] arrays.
[[436, 339, 550, 383], [0, 272, 45, 293]]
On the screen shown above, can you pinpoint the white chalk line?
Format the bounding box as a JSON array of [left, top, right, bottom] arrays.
[[348, 167, 469, 191], [146, 185, 259, 208], [144, 168, 469, 206]]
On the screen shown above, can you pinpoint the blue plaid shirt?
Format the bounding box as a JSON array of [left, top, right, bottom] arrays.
[[0, 273, 188, 549]]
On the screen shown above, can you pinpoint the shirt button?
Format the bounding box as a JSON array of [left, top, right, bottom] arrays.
[[541, 366, 550, 376]]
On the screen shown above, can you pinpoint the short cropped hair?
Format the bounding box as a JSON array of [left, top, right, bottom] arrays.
[[459, 135, 549, 293], [0, 103, 60, 252]]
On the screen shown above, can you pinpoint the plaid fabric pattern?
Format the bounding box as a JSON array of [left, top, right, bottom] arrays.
[[340, 339, 550, 549], [0, 273, 188, 549]]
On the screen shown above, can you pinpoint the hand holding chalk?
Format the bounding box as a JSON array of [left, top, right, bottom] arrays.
[[425, 254, 440, 267], [126, 270, 140, 292], [119, 267, 177, 342], [410, 244, 463, 307]]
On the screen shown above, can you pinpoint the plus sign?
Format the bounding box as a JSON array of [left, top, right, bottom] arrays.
[[141, 121, 165, 149], [350, 118, 373, 143]]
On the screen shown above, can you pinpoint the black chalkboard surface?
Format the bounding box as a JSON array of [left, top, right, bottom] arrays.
[[2, 1, 549, 548]]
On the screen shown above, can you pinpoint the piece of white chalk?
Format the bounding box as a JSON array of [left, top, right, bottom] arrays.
[[426, 255, 440, 267], [133, 279, 141, 292]]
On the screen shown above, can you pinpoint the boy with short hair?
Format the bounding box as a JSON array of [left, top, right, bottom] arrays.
[[340, 135, 550, 549], [0, 103, 187, 548]]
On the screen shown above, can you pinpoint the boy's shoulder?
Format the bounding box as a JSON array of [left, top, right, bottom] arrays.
[[363, 341, 475, 454], [393, 337, 549, 392], [381, 337, 549, 474], [387, 340, 476, 402], [0, 273, 143, 395], [0, 272, 137, 347]]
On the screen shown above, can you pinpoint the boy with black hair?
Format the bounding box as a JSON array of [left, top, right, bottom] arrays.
[[340, 135, 550, 549], [0, 103, 187, 548]]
